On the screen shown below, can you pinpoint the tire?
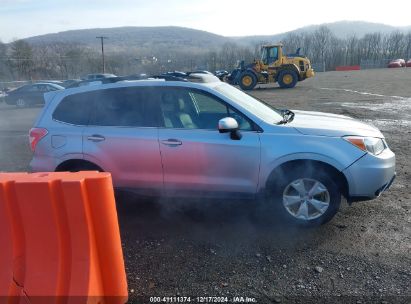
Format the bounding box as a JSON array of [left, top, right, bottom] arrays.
[[277, 70, 298, 89], [16, 98, 27, 107], [239, 71, 257, 90], [264, 165, 342, 226]]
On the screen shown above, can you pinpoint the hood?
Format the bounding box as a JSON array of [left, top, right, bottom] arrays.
[[288, 110, 383, 138]]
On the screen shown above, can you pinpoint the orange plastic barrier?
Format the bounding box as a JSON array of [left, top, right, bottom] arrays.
[[0, 172, 128, 304], [335, 65, 361, 71]]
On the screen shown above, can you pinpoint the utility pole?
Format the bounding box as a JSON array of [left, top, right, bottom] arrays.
[[96, 36, 108, 73]]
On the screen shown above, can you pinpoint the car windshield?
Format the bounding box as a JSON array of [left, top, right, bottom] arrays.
[[214, 83, 284, 124]]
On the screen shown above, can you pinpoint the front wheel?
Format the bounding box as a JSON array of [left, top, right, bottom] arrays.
[[267, 167, 342, 226], [239, 71, 257, 90]]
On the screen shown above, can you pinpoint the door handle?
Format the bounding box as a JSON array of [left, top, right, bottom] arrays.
[[87, 134, 105, 142], [161, 139, 182, 146]]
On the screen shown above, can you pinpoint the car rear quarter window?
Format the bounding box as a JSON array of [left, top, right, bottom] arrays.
[[52, 92, 94, 125]]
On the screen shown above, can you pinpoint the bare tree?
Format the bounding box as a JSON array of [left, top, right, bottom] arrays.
[[312, 26, 333, 71], [386, 31, 405, 59], [0, 40, 10, 80], [345, 35, 359, 65], [10, 39, 34, 80], [405, 32, 411, 59]]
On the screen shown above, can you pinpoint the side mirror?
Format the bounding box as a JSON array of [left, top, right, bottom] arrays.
[[218, 117, 242, 140]]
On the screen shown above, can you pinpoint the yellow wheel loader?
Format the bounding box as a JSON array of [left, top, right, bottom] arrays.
[[227, 44, 315, 90]]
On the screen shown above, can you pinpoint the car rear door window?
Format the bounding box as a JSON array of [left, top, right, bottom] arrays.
[[90, 87, 160, 127], [37, 84, 48, 92], [27, 85, 39, 92]]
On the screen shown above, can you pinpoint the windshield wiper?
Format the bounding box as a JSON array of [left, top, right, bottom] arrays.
[[277, 109, 295, 125]]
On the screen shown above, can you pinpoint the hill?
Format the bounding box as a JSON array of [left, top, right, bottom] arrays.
[[232, 21, 411, 45], [24, 26, 231, 51], [21, 21, 411, 50]]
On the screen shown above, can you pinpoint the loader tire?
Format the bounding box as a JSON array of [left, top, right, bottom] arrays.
[[278, 70, 298, 89], [239, 71, 257, 90]]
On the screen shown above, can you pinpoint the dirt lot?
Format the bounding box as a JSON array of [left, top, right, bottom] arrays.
[[0, 68, 410, 303]]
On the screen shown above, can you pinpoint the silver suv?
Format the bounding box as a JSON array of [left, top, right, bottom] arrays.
[[29, 76, 396, 225]]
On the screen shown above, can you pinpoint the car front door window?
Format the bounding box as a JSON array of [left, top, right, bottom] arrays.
[[160, 88, 253, 131]]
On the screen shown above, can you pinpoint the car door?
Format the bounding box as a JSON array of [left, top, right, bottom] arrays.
[[83, 87, 163, 194], [30, 84, 47, 104], [157, 87, 261, 198], [15, 84, 42, 105]]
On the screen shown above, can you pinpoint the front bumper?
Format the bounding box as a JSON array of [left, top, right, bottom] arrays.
[[343, 148, 396, 202]]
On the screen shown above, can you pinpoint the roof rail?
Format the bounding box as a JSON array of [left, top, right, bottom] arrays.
[[148, 75, 189, 82]]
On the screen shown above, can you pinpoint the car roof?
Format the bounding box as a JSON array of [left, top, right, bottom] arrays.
[[57, 77, 221, 97], [34, 82, 65, 89], [262, 44, 283, 47]]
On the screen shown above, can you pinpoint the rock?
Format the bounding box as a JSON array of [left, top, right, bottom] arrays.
[[256, 253, 262, 258], [314, 266, 324, 273], [273, 297, 281, 303], [378, 288, 383, 293]]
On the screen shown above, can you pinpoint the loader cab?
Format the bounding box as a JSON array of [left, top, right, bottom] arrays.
[[261, 45, 281, 65]]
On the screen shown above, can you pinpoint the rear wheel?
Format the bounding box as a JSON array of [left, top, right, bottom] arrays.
[[277, 70, 298, 89], [239, 71, 257, 90], [265, 165, 341, 226]]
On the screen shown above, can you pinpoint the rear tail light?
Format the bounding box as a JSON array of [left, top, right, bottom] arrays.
[[29, 128, 48, 151]]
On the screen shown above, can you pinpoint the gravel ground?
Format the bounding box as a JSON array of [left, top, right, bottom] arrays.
[[0, 68, 410, 303]]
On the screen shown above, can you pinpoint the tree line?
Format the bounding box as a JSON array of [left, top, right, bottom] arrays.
[[1, 26, 411, 81], [282, 26, 411, 71]]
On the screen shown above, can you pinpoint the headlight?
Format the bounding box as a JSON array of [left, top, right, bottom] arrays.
[[343, 136, 386, 155]]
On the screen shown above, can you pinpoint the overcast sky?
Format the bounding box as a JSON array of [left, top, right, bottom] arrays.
[[0, 0, 410, 42]]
